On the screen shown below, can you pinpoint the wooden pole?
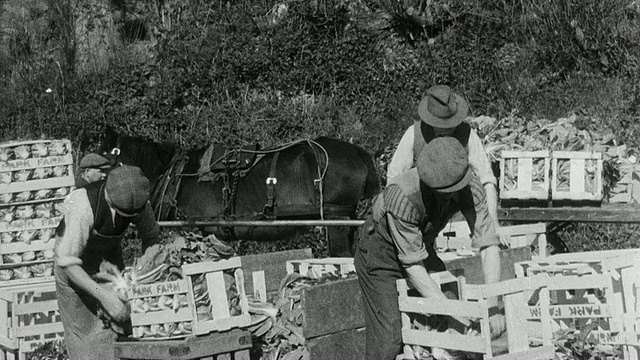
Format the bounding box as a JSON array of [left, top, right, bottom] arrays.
[[157, 220, 365, 227], [158, 220, 364, 227]]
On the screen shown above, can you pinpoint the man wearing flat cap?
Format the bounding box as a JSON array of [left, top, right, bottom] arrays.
[[54, 165, 160, 360], [355, 137, 504, 360], [77, 153, 114, 187], [387, 85, 508, 246]]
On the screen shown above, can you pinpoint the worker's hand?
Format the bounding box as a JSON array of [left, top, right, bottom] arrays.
[[496, 224, 511, 248], [489, 314, 506, 339], [100, 289, 129, 323]]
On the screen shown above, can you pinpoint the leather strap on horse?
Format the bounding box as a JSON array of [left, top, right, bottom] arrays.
[[264, 151, 280, 219], [151, 150, 188, 221]]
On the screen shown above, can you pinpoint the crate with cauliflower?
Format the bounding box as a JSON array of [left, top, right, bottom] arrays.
[[0, 139, 75, 285]]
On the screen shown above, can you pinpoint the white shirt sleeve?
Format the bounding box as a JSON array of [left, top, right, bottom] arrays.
[[386, 125, 416, 181], [54, 189, 94, 267], [467, 130, 497, 187]]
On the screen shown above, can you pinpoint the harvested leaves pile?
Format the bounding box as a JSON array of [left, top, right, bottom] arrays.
[[247, 270, 357, 360], [468, 114, 637, 200]]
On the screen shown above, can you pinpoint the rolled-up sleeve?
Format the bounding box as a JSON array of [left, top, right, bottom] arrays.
[[54, 189, 93, 267], [388, 213, 429, 266], [460, 176, 500, 249], [467, 131, 497, 187], [132, 202, 160, 251], [387, 126, 415, 181]]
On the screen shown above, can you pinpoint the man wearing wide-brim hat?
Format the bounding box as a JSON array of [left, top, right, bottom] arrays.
[[54, 165, 160, 360], [387, 85, 508, 246], [77, 153, 114, 187], [355, 137, 504, 360]]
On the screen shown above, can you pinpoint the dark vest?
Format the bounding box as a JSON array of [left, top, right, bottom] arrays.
[[56, 181, 133, 275], [412, 120, 471, 165]]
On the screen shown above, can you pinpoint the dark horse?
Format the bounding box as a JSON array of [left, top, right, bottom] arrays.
[[97, 127, 380, 256]]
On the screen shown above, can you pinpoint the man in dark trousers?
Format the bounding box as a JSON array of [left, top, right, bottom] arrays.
[[355, 137, 505, 360], [54, 165, 160, 360]]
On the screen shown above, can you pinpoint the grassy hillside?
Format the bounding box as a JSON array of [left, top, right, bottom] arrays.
[[2, 0, 640, 254]]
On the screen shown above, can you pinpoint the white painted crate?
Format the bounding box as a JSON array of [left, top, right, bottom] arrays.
[[0, 280, 64, 360], [499, 150, 550, 201], [128, 257, 251, 339], [551, 151, 603, 202], [397, 271, 555, 360]]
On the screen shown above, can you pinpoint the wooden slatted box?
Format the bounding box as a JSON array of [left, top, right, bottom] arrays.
[[0, 281, 64, 360], [514, 250, 640, 354], [1, 139, 75, 285], [128, 257, 251, 339], [499, 150, 550, 201], [182, 257, 250, 336], [551, 151, 603, 202], [397, 271, 555, 360], [128, 279, 194, 339], [285, 257, 355, 279]]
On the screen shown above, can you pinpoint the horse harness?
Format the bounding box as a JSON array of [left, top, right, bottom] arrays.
[[146, 140, 330, 226]]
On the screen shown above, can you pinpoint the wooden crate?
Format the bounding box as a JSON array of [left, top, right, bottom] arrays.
[[286, 257, 355, 279], [397, 272, 555, 360], [499, 150, 550, 201], [129, 258, 251, 339], [127, 279, 194, 339], [551, 151, 603, 202], [182, 257, 250, 336], [0, 281, 64, 360], [115, 328, 251, 360], [1, 139, 74, 285], [514, 250, 640, 354]]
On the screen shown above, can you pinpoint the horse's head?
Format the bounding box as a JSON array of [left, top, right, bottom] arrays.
[[95, 125, 122, 164], [96, 126, 177, 183]]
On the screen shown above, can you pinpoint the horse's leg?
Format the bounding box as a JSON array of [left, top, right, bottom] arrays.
[[325, 216, 358, 257]]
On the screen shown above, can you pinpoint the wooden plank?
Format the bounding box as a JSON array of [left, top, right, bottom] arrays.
[[0, 240, 55, 255], [526, 304, 612, 319], [502, 151, 551, 158], [306, 327, 365, 360], [252, 271, 267, 302], [128, 280, 189, 299], [398, 297, 485, 319], [0, 154, 73, 173], [192, 314, 250, 334], [14, 323, 63, 338], [206, 271, 231, 320], [493, 346, 555, 360], [1, 177, 74, 195], [181, 257, 241, 276], [114, 329, 252, 360], [402, 328, 487, 353], [0, 217, 62, 233], [497, 205, 640, 223], [518, 157, 533, 192], [13, 299, 58, 315], [465, 275, 548, 299], [504, 291, 529, 353], [129, 308, 193, 326], [301, 277, 364, 339]]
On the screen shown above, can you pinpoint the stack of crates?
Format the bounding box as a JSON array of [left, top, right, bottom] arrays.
[[0, 139, 74, 359]]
